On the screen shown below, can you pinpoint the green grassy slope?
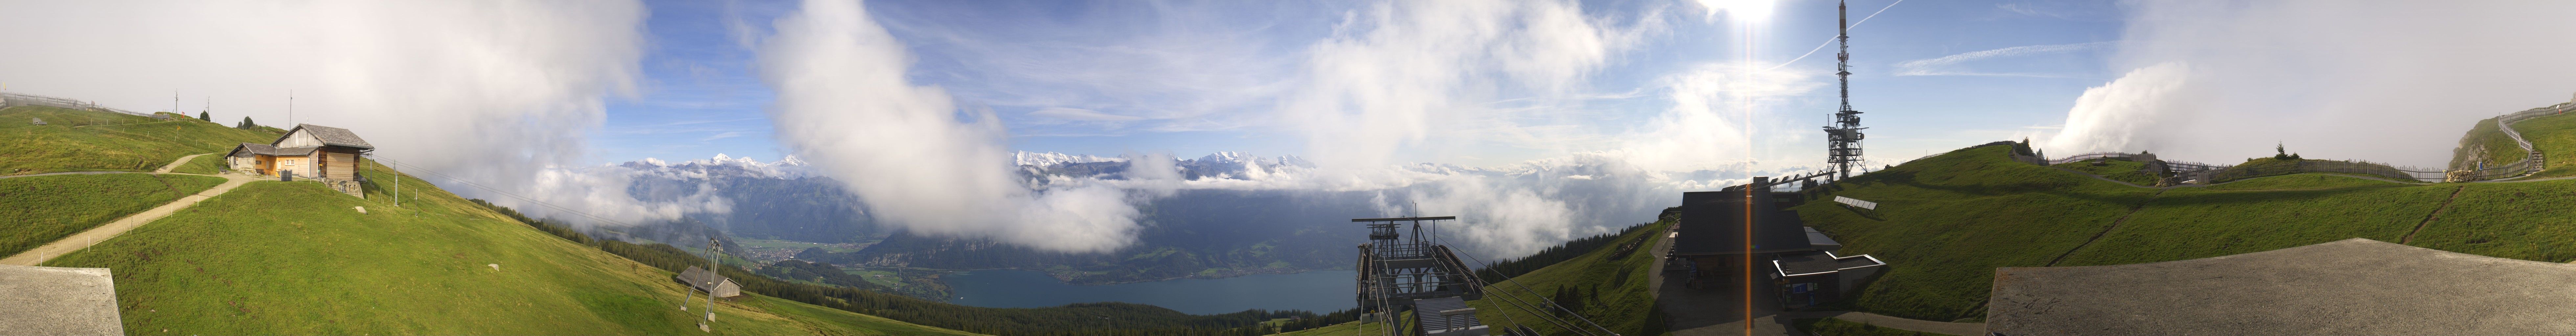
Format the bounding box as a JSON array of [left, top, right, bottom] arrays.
[[2409, 180, 2576, 262], [0, 173, 225, 255], [1792, 317, 1962, 336], [40, 166, 978, 335], [1462, 223, 1666, 336], [2050, 158, 2155, 185], [2449, 116, 2523, 170], [1806, 139, 2576, 321], [2504, 112, 2576, 178], [1791, 145, 2156, 321], [1268, 320, 1387, 336], [2052, 174, 2453, 267], [0, 106, 280, 175], [1264, 224, 1663, 336]]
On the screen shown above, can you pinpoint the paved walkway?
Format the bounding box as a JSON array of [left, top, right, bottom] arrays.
[[0, 153, 252, 266]]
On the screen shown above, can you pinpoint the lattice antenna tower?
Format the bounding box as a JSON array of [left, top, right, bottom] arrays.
[[1823, 0, 1868, 178]]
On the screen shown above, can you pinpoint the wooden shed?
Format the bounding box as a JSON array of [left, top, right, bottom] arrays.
[[227, 124, 372, 197], [676, 266, 742, 299]]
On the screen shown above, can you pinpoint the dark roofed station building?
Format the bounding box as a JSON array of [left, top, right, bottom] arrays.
[[1669, 177, 1883, 309], [1990, 238, 2576, 335]]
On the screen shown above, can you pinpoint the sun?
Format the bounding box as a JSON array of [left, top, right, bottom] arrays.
[[1695, 0, 1780, 23]]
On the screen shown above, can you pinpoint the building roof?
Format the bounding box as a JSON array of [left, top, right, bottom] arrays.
[[677, 266, 734, 293], [1802, 227, 1842, 251], [1670, 190, 1814, 256], [1989, 238, 2576, 335], [1771, 250, 1883, 277], [228, 142, 318, 157], [278, 124, 373, 149], [228, 142, 276, 157], [0, 265, 124, 336]]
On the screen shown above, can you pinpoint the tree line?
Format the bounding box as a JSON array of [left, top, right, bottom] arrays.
[[1474, 221, 1655, 282]]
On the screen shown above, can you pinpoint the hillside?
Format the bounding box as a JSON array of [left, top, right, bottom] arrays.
[[11, 107, 977, 335], [0, 106, 279, 175], [1798, 143, 2576, 322], [2499, 112, 2576, 178], [0, 173, 225, 256], [39, 162, 980, 335], [1271, 222, 1666, 336]]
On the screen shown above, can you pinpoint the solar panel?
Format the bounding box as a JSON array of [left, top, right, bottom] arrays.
[[1834, 196, 1877, 210]]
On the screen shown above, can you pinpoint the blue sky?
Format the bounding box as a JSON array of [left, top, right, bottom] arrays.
[[593, 0, 2128, 167]]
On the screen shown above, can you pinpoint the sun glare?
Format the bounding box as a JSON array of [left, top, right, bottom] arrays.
[[1696, 0, 1780, 23]]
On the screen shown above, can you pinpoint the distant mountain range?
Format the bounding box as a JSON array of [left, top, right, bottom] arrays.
[[613, 151, 1368, 284]]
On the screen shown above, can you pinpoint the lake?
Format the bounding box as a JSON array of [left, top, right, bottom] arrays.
[[943, 269, 1357, 315]]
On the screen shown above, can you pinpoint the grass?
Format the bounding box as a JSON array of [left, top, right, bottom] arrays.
[[2408, 180, 2576, 262], [1805, 139, 2576, 321], [1791, 318, 1963, 336], [1461, 223, 1667, 336], [2449, 116, 2526, 170], [1259, 224, 1663, 336], [40, 168, 977, 335], [0, 173, 225, 256], [0, 106, 279, 175], [2051, 158, 2157, 185], [1793, 145, 2157, 321], [2504, 112, 2576, 178], [1266, 320, 1386, 336], [174, 153, 226, 174], [2052, 174, 2454, 267]]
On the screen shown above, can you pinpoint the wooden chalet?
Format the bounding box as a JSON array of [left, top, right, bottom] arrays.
[[227, 124, 372, 197]]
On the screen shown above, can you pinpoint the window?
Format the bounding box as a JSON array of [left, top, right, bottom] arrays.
[[285, 160, 295, 166]]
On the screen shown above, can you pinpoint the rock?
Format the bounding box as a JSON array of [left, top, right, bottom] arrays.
[[353, 206, 366, 214], [488, 263, 499, 271]]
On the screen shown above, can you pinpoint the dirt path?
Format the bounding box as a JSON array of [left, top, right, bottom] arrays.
[[0, 171, 135, 179], [154, 153, 209, 173], [1, 153, 248, 266], [0, 153, 213, 178], [2401, 185, 2470, 244]]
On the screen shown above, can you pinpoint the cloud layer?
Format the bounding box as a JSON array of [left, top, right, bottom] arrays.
[[2042, 0, 2576, 166], [757, 0, 1146, 253], [0, 0, 725, 225]]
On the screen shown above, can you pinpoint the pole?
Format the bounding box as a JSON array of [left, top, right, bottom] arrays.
[[702, 238, 723, 330]]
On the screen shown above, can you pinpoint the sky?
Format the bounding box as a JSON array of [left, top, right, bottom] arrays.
[[8, 0, 2574, 256], [598, 0, 2131, 169]]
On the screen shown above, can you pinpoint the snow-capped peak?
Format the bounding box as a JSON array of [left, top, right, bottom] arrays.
[[1015, 151, 1125, 167]]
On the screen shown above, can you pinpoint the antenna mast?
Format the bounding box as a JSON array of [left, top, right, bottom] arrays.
[[1823, 0, 1868, 178]]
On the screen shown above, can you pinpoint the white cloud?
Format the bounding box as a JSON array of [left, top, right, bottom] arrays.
[[757, 0, 1146, 253], [1027, 107, 1147, 122], [2040, 0, 2576, 167], [0, 0, 721, 226], [1279, 0, 1642, 170]]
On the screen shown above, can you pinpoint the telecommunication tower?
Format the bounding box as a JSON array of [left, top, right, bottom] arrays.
[[1823, 0, 1868, 178]]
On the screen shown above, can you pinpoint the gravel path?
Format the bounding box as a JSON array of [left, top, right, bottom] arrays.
[[0, 153, 246, 266]]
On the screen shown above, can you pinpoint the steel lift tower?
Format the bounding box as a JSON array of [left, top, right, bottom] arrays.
[[1823, 0, 1867, 178]]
